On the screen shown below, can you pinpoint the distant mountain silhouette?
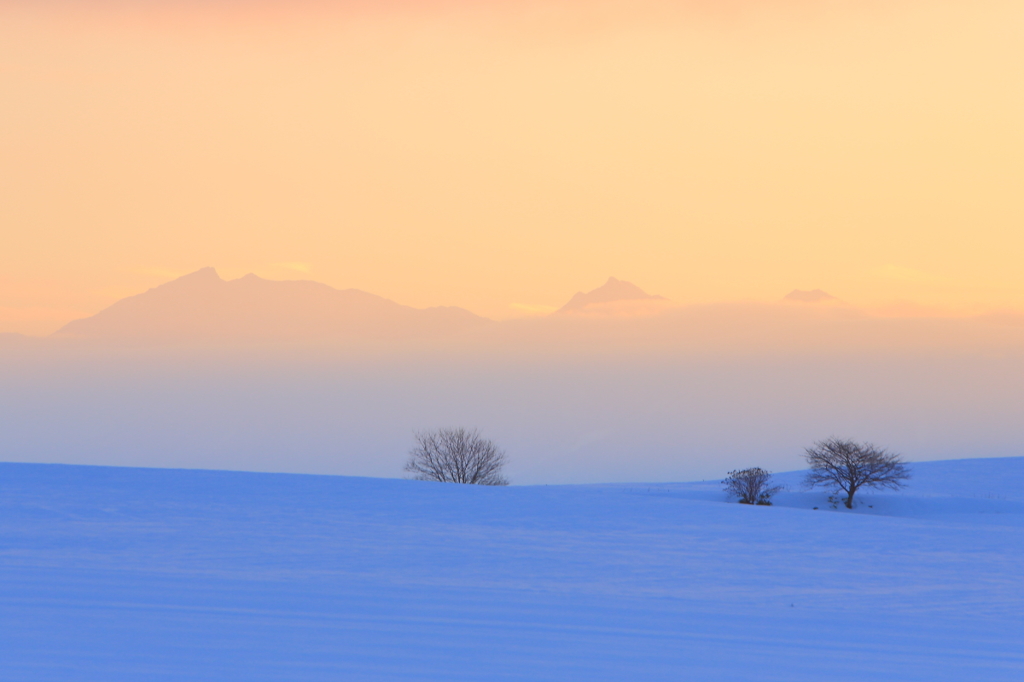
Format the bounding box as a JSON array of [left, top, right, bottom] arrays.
[[783, 289, 840, 304], [53, 268, 489, 344], [557, 277, 665, 314]]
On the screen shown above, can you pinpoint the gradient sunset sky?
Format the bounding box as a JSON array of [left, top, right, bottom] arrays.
[[2, 0, 1023, 335]]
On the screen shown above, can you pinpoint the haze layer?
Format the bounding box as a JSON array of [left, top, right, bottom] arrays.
[[2, 270, 1023, 483]]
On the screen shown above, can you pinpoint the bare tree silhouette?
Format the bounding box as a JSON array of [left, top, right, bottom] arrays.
[[405, 427, 509, 485], [804, 437, 910, 508]]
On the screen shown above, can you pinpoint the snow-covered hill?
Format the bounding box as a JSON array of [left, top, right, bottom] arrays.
[[656, 456, 1024, 522], [1, 458, 1021, 681]]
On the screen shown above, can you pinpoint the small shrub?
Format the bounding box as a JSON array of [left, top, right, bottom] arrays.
[[723, 467, 783, 505]]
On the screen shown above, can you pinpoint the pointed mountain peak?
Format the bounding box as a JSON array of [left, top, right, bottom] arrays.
[[180, 267, 222, 281], [154, 267, 224, 291], [557, 277, 665, 313], [783, 289, 839, 303]]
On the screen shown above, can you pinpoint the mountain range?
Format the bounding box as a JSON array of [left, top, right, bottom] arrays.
[[28, 270, 1020, 353], [51, 269, 669, 343], [53, 268, 489, 343]]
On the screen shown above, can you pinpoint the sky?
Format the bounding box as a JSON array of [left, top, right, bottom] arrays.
[[2, 0, 1024, 335]]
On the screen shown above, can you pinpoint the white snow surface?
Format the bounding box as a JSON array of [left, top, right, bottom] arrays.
[[1, 457, 1022, 681]]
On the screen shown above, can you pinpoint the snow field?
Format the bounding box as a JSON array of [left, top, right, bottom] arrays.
[[1, 458, 1022, 681]]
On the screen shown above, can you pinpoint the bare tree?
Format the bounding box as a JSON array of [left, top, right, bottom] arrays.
[[723, 467, 783, 505], [405, 427, 509, 485], [804, 437, 910, 508]]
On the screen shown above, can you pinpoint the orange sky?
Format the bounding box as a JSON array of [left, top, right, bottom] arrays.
[[2, 0, 1023, 335]]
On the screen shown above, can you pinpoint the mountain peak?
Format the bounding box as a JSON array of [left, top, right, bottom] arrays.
[[150, 267, 224, 293], [783, 289, 838, 304], [51, 268, 487, 344], [180, 267, 222, 281], [557, 277, 665, 313]]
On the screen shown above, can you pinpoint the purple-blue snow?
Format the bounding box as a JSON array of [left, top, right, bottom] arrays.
[[1, 457, 1022, 681]]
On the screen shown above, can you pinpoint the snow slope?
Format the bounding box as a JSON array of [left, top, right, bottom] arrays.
[[1, 458, 1021, 681]]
